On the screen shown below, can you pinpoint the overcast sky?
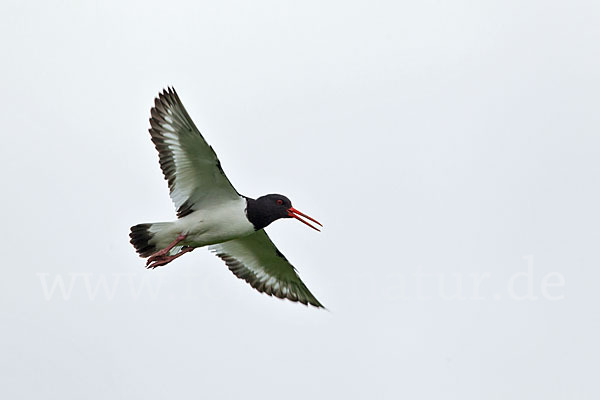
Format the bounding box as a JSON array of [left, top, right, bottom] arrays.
[[1, 1, 599, 399]]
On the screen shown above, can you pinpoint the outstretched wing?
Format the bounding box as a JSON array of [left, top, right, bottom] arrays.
[[209, 230, 324, 308], [148, 87, 240, 218]]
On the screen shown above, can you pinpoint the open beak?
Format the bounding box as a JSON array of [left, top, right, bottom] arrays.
[[288, 207, 323, 232]]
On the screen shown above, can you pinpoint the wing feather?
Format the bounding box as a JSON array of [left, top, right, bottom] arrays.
[[209, 230, 324, 308], [148, 87, 240, 217]]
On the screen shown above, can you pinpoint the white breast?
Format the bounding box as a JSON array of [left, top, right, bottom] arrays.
[[174, 197, 255, 247]]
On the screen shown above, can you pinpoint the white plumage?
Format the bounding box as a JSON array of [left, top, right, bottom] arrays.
[[130, 88, 324, 308]]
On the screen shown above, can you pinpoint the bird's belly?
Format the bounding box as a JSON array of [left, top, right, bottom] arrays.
[[175, 201, 255, 247]]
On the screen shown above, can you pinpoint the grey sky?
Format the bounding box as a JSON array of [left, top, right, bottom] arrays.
[[1, 1, 599, 399]]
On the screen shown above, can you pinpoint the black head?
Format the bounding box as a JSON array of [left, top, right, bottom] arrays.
[[245, 194, 322, 231]]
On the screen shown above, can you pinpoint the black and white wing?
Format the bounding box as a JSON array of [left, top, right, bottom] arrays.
[[209, 230, 324, 308], [149, 87, 240, 218]]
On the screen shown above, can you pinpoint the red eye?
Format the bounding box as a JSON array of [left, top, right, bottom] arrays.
[[276, 199, 283, 205]]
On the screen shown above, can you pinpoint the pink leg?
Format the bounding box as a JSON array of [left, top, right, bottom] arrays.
[[146, 234, 187, 266], [147, 246, 195, 269]]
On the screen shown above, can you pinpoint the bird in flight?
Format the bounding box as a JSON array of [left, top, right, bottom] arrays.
[[129, 88, 324, 308]]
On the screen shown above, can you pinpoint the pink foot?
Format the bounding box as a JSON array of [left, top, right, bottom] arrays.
[[146, 234, 187, 266], [147, 246, 195, 269]]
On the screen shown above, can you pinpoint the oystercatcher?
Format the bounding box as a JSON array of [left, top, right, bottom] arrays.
[[129, 88, 324, 308]]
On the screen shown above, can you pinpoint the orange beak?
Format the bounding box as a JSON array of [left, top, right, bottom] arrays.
[[288, 207, 323, 232]]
